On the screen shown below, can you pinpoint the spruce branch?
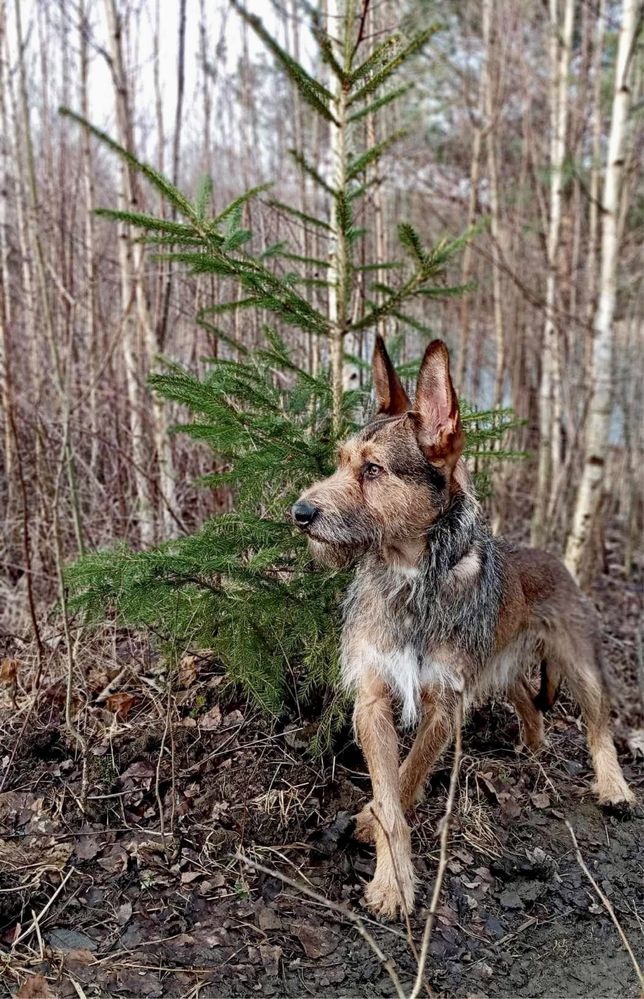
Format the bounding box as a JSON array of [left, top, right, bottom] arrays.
[[94, 208, 217, 240], [349, 24, 442, 105], [347, 83, 413, 123], [289, 148, 336, 195], [230, 0, 338, 125], [347, 128, 408, 180], [195, 174, 213, 219], [266, 198, 333, 232], [349, 34, 400, 84], [215, 183, 273, 224], [60, 106, 199, 226]]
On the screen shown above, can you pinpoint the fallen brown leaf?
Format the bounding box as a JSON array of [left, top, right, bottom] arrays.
[[16, 974, 52, 998], [106, 692, 135, 719], [178, 655, 199, 688], [0, 658, 18, 684], [199, 703, 222, 731], [292, 920, 339, 959]]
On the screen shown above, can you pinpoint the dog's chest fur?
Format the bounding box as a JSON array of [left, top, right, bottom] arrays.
[[341, 493, 506, 725]]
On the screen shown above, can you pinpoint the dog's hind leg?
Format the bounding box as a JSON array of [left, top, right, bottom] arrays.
[[546, 632, 634, 807], [508, 677, 545, 752], [353, 672, 416, 918]]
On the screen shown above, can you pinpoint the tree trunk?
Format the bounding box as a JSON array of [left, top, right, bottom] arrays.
[[326, 0, 352, 433], [532, 0, 575, 546], [482, 0, 506, 408], [0, 1, 14, 501], [102, 0, 156, 546], [565, 0, 639, 585], [15, 0, 85, 553]]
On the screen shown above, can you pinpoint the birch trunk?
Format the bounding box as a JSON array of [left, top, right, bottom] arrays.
[[0, 2, 13, 498], [532, 0, 575, 546], [456, 122, 482, 393], [103, 0, 155, 546], [326, 0, 352, 432], [565, 0, 639, 585], [14, 0, 85, 553], [103, 0, 178, 542], [482, 0, 506, 407], [79, 0, 101, 480]]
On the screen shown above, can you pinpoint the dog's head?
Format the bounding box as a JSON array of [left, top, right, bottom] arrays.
[[291, 337, 465, 566]]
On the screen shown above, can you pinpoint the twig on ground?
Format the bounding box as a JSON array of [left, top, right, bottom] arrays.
[[565, 819, 644, 994], [95, 666, 129, 703], [238, 852, 406, 999], [410, 692, 464, 999], [11, 867, 75, 948], [155, 666, 176, 851]]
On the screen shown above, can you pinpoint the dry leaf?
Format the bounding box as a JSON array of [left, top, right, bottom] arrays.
[[0, 658, 18, 684], [223, 709, 244, 727], [260, 943, 283, 976], [106, 692, 135, 719], [199, 704, 222, 731], [16, 974, 52, 998], [178, 655, 199, 688], [292, 921, 339, 959]]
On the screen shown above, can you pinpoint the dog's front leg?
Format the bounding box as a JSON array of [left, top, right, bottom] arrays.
[[354, 691, 454, 843], [353, 672, 415, 918]]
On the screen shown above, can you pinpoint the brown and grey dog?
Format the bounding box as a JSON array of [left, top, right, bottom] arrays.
[[291, 337, 634, 919]]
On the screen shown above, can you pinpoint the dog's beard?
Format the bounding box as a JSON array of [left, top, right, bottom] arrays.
[[307, 537, 368, 569]]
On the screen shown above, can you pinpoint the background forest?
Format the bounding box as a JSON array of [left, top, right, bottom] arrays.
[[0, 1, 642, 997]]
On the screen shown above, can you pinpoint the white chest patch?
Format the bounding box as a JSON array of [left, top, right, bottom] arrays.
[[342, 642, 461, 727]]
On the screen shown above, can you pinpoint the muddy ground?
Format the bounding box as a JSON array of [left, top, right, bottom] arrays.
[[1, 547, 642, 998]]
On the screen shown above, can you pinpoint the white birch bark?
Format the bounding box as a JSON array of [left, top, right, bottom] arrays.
[[103, 0, 178, 543], [565, 0, 640, 584], [532, 0, 575, 546], [0, 1, 14, 495], [103, 0, 155, 546], [326, 0, 350, 432], [482, 0, 506, 407]]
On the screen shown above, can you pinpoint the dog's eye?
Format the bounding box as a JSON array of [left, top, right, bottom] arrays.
[[363, 462, 382, 480]]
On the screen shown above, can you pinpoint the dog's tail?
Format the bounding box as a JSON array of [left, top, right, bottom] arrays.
[[533, 659, 561, 713]]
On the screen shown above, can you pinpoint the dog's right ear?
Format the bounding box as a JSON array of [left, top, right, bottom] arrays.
[[372, 335, 410, 416]]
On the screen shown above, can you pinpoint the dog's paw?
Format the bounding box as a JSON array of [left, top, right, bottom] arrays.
[[594, 778, 636, 813], [364, 866, 415, 920], [598, 794, 641, 819]]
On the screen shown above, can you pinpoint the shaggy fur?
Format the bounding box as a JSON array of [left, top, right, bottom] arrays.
[[291, 336, 634, 920]]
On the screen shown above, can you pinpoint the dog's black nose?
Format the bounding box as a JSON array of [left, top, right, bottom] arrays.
[[291, 500, 318, 529]]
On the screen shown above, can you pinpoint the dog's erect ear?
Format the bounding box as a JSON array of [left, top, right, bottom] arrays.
[[413, 339, 464, 469], [372, 335, 410, 416]]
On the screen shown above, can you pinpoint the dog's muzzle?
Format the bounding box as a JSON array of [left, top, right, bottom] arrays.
[[291, 499, 319, 530]]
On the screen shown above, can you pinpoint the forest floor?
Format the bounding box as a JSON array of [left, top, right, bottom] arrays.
[[0, 533, 642, 998]]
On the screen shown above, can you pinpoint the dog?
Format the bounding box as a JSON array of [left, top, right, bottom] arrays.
[[291, 336, 634, 919]]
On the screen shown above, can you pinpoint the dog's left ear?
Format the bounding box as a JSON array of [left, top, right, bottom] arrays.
[[372, 335, 411, 416], [413, 339, 464, 470]]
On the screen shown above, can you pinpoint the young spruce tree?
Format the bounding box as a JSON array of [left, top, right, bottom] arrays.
[[63, 4, 515, 742]]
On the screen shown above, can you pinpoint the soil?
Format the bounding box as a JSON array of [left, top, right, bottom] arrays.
[[1, 548, 642, 998]]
